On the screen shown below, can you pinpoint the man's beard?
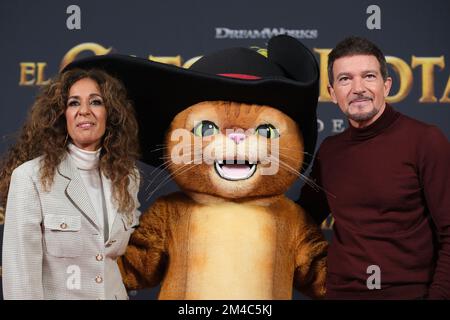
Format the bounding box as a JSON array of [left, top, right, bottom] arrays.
[[345, 106, 379, 122]]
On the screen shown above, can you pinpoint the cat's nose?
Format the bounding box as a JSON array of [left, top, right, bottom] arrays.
[[228, 132, 246, 144]]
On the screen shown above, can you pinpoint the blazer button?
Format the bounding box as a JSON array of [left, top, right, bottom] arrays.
[[96, 254, 104, 261], [95, 276, 103, 284], [60, 222, 68, 229]]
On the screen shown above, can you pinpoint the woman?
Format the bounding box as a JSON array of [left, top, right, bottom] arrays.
[[0, 68, 141, 299]]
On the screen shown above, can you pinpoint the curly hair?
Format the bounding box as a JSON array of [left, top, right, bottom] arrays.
[[0, 68, 140, 215]]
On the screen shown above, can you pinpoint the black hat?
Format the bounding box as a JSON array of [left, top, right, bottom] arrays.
[[64, 35, 319, 171]]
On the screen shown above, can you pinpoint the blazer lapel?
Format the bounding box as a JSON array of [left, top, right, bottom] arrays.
[[101, 172, 117, 241], [58, 155, 100, 231]]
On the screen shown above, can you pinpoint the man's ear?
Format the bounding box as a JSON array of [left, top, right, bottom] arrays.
[[327, 84, 338, 104], [384, 77, 393, 97]]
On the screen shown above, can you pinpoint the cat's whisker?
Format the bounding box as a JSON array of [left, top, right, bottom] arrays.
[[149, 146, 170, 153], [277, 147, 314, 156], [138, 166, 166, 182], [277, 151, 301, 163], [155, 143, 168, 147], [267, 155, 301, 177], [145, 161, 197, 201], [158, 149, 202, 159], [277, 151, 313, 170], [137, 168, 157, 181], [146, 152, 197, 189], [272, 147, 315, 166], [269, 150, 313, 173], [147, 158, 174, 178], [134, 169, 155, 188], [144, 156, 193, 192], [144, 162, 172, 192], [137, 167, 151, 178], [273, 159, 315, 189], [300, 163, 313, 172], [268, 155, 335, 198], [144, 150, 202, 193]]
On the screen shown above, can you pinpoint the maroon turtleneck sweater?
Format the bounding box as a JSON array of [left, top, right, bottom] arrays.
[[299, 104, 450, 299]]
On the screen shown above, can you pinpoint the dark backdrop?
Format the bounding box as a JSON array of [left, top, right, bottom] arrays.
[[0, 0, 449, 300]]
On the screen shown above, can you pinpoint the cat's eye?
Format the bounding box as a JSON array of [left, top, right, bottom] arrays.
[[192, 120, 219, 137], [255, 124, 280, 139]]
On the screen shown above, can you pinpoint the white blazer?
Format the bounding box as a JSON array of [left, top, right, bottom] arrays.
[[2, 154, 140, 300]]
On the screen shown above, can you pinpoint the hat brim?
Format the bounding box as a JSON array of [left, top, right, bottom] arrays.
[[64, 38, 319, 169]]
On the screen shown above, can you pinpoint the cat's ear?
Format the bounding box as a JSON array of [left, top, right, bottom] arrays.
[[267, 35, 319, 85]]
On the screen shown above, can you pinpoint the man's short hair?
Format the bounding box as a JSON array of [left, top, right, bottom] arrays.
[[328, 36, 388, 86]]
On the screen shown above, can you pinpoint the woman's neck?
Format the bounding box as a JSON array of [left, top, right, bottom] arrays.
[[68, 143, 101, 170]]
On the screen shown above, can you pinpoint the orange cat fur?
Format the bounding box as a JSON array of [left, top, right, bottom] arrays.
[[119, 101, 327, 299]]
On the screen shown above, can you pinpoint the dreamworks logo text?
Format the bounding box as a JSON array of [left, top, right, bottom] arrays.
[[215, 27, 318, 40]]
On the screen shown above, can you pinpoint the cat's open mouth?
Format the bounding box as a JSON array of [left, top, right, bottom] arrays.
[[214, 160, 257, 181]]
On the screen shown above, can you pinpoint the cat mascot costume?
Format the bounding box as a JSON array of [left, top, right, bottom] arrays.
[[65, 35, 328, 299]]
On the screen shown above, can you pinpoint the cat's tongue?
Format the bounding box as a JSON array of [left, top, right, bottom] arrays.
[[221, 164, 251, 179]]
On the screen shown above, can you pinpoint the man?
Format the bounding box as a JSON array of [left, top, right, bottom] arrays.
[[298, 36, 450, 299]]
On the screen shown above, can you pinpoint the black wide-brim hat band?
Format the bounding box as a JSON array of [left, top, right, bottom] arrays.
[[64, 35, 319, 171]]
